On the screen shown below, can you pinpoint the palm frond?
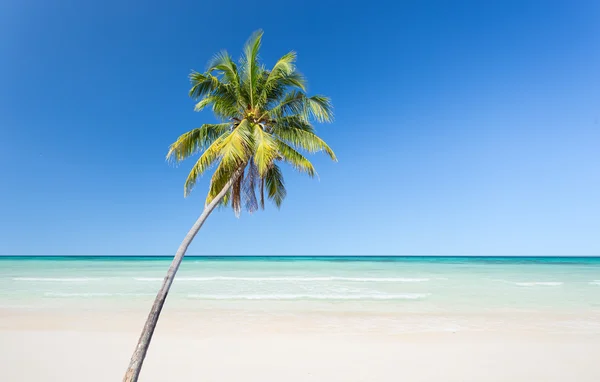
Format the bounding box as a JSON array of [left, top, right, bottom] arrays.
[[183, 132, 230, 196], [211, 86, 241, 119], [257, 51, 304, 107], [265, 90, 307, 120], [276, 140, 316, 177], [206, 159, 241, 205], [166, 123, 231, 163], [252, 124, 278, 176], [207, 51, 239, 85], [261, 72, 307, 110], [207, 51, 246, 108], [189, 72, 220, 99], [277, 72, 306, 92], [306, 95, 334, 123], [242, 160, 259, 213], [270, 51, 296, 77], [218, 119, 254, 167], [241, 30, 264, 108], [265, 164, 286, 207], [231, 169, 244, 217], [273, 123, 336, 161], [194, 85, 240, 120], [272, 115, 315, 132]]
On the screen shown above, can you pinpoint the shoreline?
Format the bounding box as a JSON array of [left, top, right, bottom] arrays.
[[2, 308, 600, 335]]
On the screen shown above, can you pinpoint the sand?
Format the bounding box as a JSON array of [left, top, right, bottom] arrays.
[[1, 309, 600, 381]]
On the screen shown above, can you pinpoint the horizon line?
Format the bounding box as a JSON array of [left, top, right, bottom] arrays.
[[1, 255, 599, 259]]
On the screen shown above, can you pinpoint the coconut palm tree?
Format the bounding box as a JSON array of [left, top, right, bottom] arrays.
[[123, 30, 336, 381]]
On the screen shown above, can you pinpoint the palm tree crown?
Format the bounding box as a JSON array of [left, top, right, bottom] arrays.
[[166, 30, 336, 216]]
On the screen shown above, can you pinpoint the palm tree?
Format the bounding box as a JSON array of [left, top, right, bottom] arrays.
[[123, 30, 336, 381]]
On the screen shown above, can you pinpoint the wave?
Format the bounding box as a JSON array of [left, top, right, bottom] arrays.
[[13, 277, 102, 282], [514, 282, 563, 287], [186, 293, 431, 300], [44, 292, 153, 297], [590, 281, 600, 286], [135, 276, 430, 282]]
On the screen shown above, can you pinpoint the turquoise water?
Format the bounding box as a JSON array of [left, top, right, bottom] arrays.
[[1, 256, 600, 315]]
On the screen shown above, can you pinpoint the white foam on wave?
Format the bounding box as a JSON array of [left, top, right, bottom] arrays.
[[13, 277, 102, 282], [44, 292, 153, 297], [186, 293, 431, 300], [135, 276, 430, 282], [514, 282, 563, 287], [589, 280, 600, 286]]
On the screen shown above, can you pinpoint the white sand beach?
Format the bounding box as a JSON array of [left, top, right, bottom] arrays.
[[1, 309, 600, 381]]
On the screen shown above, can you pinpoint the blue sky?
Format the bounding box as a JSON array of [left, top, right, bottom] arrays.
[[1, 0, 599, 256]]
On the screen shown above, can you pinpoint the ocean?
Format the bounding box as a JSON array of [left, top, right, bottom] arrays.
[[2, 256, 599, 317]]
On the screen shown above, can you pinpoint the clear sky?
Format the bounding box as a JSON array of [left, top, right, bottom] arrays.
[[1, 0, 599, 256]]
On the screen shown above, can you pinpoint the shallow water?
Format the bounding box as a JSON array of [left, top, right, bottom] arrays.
[[1, 256, 599, 316]]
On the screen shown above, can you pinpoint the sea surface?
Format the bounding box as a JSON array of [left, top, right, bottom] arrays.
[[1, 256, 600, 315]]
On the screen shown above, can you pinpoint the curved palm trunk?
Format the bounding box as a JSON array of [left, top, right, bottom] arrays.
[[123, 173, 240, 382]]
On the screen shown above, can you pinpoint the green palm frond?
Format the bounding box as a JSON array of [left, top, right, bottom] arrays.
[[206, 160, 234, 205], [276, 140, 316, 177], [188, 72, 220, 99], [183, 132, 230, 196], [265, 164, 286, 207], [306, 95, 334, 123], [265, 90, 307, 120], [194, 85, 240, 120], [241, 30, 264, 108], [262, 72, 307, 110], [272, 115, 314, 132], [277, 72, 306, 92], [166, 123, 231, 163], [252, 124, 278, 176], [218, 119, 253, 167], [257, 51, 305, 108], [270, 51, 296, 77], [193, 95, 216, 112], [273, 123, 336, 161], [208, 51, 239, 85], [211, 88, 241, 120], [207, 51, 246, 108]]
